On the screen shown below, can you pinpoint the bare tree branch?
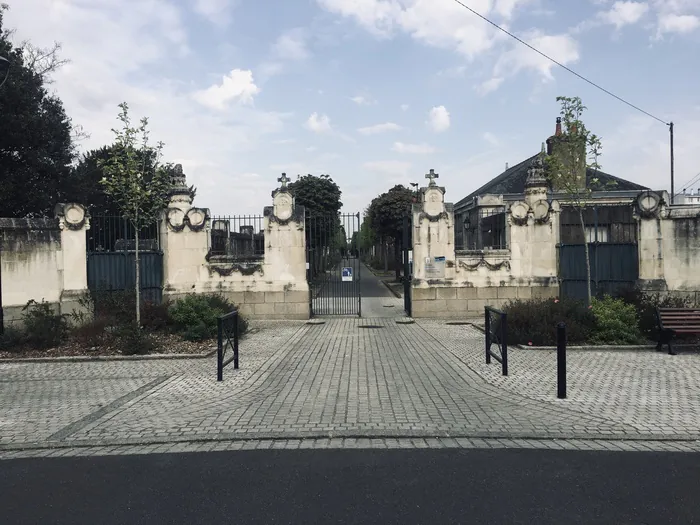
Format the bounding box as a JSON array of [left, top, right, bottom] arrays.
[[20, 40, 69, 82]]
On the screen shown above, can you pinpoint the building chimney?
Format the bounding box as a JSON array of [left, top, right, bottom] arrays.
[[555, 117, 562, 136], [505, 162, 509, 170]]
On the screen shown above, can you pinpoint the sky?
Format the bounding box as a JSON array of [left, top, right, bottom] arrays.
[[6, 0, 700, 216]]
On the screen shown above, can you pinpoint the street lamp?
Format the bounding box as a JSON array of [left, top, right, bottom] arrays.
[[0, 55, 9, 89], [0, 56, 7, 334]]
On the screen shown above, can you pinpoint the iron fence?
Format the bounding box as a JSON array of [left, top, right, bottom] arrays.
[[217, 310, 240, 381], [485, 306, 508, 376], [209, 215, 265, 260], [86, 215, 163, 304], [457, 208, 507, 251], [87, 214, 161, 253]]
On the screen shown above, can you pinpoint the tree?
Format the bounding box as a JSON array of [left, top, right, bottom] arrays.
[[545, 96, 606, 305], [0, 5, 76, 217], [367, 185, 414, 280], [288, 174, 342, 217], [69, 146, 195, 216], [99, 103, 171, 325]]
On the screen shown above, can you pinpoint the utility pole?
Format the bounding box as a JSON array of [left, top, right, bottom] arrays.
[[670, 122, 675, 205], [0, 55, 8, 335]]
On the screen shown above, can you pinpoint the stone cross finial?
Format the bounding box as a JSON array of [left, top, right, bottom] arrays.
[[425, 169, 439, 186], [278, 173, 290, 190]]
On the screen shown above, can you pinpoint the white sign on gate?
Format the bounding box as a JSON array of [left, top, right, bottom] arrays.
[[342, 267, 353, 282]]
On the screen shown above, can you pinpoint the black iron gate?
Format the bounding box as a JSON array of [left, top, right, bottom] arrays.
[[307, 213, 361, 316], [402, 215, 412, 316], [86, 215, 164, 304], [558, 205, 639, 301]]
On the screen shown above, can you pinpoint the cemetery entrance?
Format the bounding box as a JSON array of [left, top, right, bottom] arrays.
[[306, 212, 361, 316]]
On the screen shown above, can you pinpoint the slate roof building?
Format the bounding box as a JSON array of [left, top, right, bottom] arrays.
[[453, 118, 650, 252]]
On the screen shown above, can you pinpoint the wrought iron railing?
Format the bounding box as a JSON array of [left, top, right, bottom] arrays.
[[485, 306, 508, 376], [209, 215, 265, 260], [217, 310, 240, 381]]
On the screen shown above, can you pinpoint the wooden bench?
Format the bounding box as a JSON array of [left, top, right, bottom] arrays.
[[656, 308, 700, 355]]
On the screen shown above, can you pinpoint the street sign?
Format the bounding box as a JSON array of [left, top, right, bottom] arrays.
[[342, 267, 353, 282]]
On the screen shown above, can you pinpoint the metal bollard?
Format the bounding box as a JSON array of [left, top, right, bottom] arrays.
[[557, 322, 567, 399]]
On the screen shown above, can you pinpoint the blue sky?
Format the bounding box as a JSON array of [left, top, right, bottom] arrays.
[[9, 0, 700, 215]]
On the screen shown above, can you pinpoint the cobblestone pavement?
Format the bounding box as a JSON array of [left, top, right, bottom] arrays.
[[2, 317, 699, 457]]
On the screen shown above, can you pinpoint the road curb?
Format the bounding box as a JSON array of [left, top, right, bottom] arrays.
[[3, 429, 699, 453]]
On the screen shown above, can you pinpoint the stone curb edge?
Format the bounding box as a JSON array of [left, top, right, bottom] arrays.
[[4, 430, 699, 452], [0, 347, 218, 364]]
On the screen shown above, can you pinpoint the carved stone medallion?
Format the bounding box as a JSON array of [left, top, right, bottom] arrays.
[[532, 199, 551, 223], [509, 202, 529, 225], [273, 191, 294, 222], [423, 188, 444, 217]]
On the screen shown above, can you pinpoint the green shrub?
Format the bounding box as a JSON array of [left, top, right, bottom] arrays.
[[22, 300, 69, 350], [169, 294, 247, 342], [0, 326, 26, 353], [115, 322, 157, 355], [504, 298, 597, 346], [141, 300, 171, 331], [72, 317, 111, 347], [589, 296, 644, 345], [92, 290, 135, 326]]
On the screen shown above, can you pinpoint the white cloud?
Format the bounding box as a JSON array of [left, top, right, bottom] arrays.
[[273, 28, 309, 61], [193, 69, 260, 110], [598, 1, 649, 28], [195, 0, 236, 25], [427, 106, 450, 133], [482, 132, 499, 146], [392, 142, 436, 154], [363, 160, 412, 177], [476, 77, 504, 95], [316, 0, 567, 89], [493, 32, 579, 81], [7, 0, 293, 218], [305, 113, 333, 134], [657, 13, 700, 35], [357, 122, 402, 135], [400, 104, 409, 111], [351, 95, 376, 105]]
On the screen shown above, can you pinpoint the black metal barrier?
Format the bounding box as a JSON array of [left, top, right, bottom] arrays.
[[485, 306, 508, 376], [217, 310, 240, 381], [557, 322, 567, 399]]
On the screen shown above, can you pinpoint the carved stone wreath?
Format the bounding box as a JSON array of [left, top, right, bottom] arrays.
[[532, 199, 551, 224], [264, 205, 305, 226], [418, 211, 449, 223], [636, 191, 661, 219], [459, 258, 511, 272], [55, 203, 88, 231], [165, 207, 210, 232], [509, 201, 529, 226], [210, 263, 264, 277]]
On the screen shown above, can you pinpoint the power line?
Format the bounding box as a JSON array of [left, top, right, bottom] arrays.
[[678, 171, 700, 192], [451, 0, 670, 127]]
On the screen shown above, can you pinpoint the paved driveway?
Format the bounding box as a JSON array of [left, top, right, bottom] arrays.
[[2, 315, 700, 457]]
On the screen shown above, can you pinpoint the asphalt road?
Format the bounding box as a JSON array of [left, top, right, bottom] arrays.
[[2, 448, 697, 524]]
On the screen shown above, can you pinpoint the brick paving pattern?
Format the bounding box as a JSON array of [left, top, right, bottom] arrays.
[[1, 314, 699, 458]]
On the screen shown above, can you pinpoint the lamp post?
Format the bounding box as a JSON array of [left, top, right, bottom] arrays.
[[0, 56, 8, 334], [0, 55, 9, 89]]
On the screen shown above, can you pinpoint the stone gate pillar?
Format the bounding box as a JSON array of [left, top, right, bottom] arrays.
[[261, 174, 309, 319], [411, 169, 458, 317], [55, 203, 91, 318]]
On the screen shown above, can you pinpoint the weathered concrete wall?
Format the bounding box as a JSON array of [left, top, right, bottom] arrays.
[[161, 184, 310, 320], [0, 204, 90, 324], [638, 191, 700, 297]]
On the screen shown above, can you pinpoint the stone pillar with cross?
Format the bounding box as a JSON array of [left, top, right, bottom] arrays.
[[410, 168, 458, 318], [262, 173, 310, 319]]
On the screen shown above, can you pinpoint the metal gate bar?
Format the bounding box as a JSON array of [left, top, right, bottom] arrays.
[[307, 213, 361, 316]]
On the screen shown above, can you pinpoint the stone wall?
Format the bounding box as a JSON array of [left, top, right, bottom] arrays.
[[637, 191, 700, 299], [0, 204, 90, 324], [160, 175, 310, 320], [411, 165, 559, 319]]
